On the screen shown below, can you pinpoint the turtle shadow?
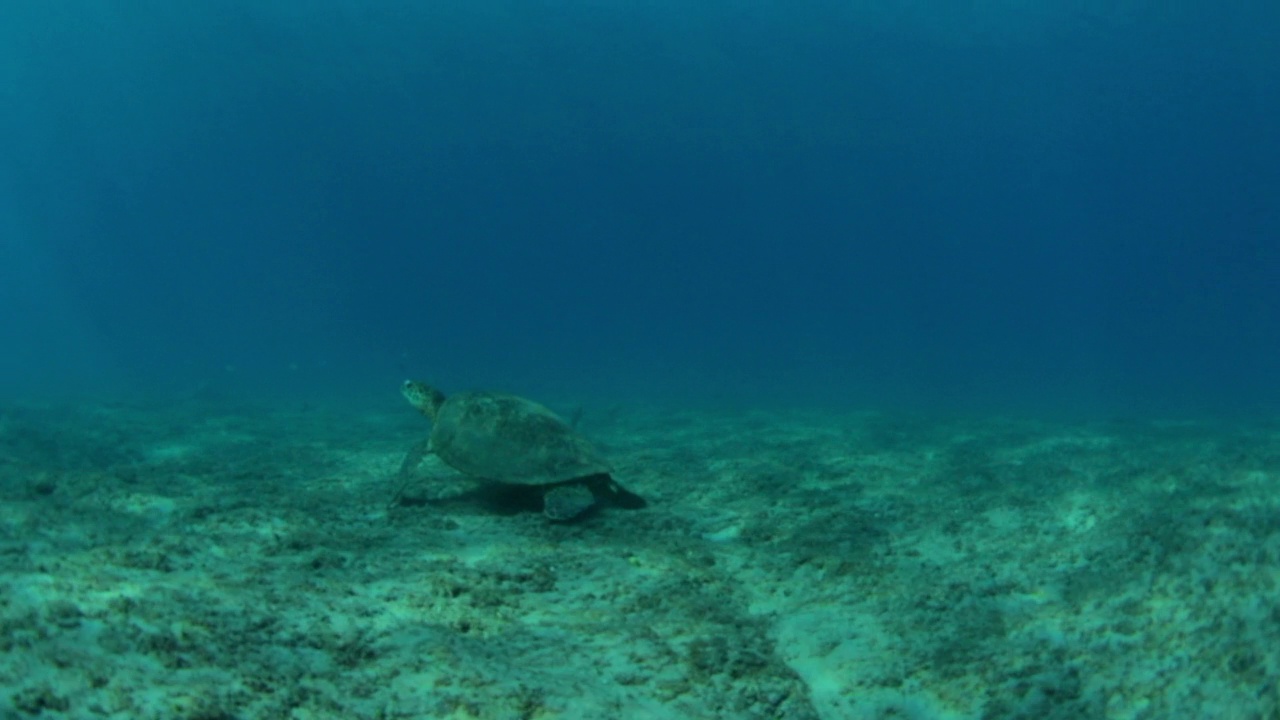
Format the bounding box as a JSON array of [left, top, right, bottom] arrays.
[[393, 474, 646, 524], [389, 481, 531, 515], [449, 482, 550, 517]]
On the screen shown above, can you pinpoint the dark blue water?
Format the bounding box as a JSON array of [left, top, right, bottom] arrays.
[[3, 2, 1277, 416]]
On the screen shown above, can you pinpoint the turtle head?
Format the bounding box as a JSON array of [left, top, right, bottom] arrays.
[[401, 380, 446, 420]]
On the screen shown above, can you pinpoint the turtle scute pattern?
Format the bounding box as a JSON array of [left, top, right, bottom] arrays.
[[432, 392, 610, 486]]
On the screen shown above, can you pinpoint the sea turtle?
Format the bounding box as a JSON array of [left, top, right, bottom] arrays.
[[399, 380, 646, 521]]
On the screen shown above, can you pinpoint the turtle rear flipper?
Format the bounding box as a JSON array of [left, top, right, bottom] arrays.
[[543, 484, 598, 522], [584, 474, 647, 510], [542, 474, 647, 521]]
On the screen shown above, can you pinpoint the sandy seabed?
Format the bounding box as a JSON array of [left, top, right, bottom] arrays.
[[1, 397, 1278, 720]]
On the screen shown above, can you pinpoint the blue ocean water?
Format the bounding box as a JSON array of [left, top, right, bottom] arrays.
[[2, 1, 1277, 417]]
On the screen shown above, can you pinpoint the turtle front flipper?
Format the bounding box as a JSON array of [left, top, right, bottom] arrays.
[[389, 437, 434, 508], [396, 437, 433, 476]]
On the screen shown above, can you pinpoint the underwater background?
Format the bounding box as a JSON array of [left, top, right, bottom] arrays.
[[5, 3, 1280, 718], [3, 0, 1277, 417]]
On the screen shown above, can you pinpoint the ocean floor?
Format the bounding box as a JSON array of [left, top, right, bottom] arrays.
[[1, 396, 1278, 719]]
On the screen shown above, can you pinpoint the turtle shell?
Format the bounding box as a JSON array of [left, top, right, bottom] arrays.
[[428, 391, 611, 485]]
